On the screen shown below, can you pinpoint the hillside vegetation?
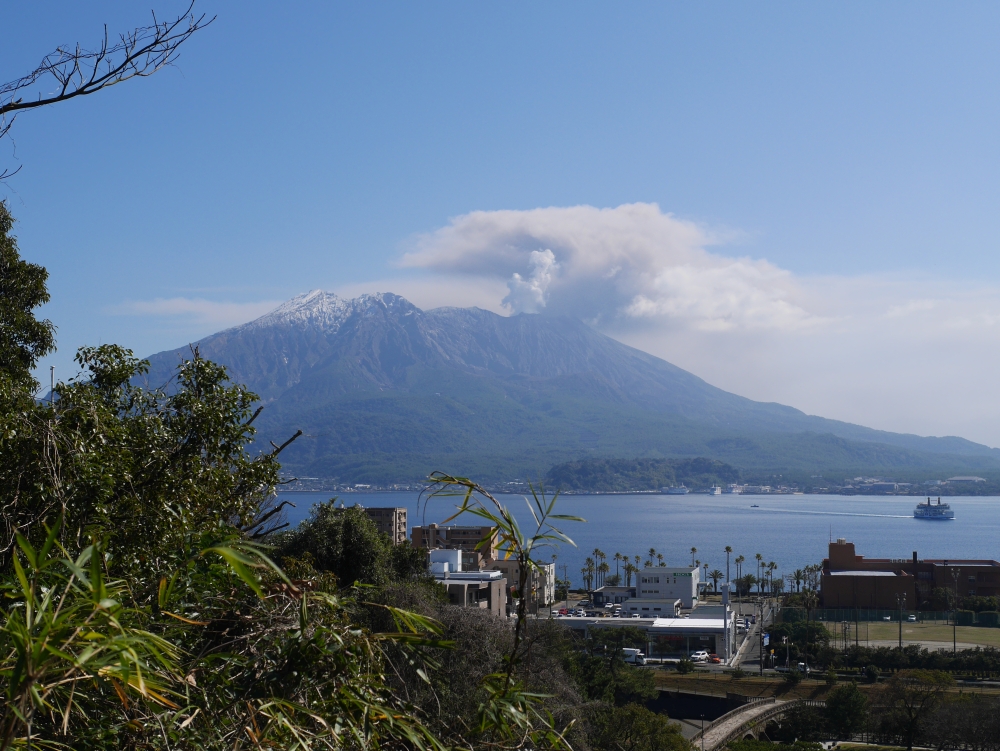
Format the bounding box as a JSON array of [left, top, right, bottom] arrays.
[[545, 457, 740, 492]]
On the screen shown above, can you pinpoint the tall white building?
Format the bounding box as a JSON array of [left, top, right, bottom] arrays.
[[621, 566, 701, 616]]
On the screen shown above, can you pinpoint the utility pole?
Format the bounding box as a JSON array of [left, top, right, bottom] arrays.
[[896, 593, 906, 648], [50, 365, 54, 405], [951, 564, 960, 655], [562, 564, 570, 613], [758, 599, 764, 676]]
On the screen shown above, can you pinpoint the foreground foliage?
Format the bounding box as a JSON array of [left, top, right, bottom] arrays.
[[1, 201, 698, 749]]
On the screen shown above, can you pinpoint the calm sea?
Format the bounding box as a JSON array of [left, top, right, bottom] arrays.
[[272, 491, 1000, 588]]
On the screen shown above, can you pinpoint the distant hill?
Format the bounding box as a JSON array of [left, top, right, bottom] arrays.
[[141, 291, 1000, 483], [545, 458, 741, 493]]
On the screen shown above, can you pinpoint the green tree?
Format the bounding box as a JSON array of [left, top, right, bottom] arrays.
[[277, 501, 418, 586], [589, 703, 688, 751], [0, 203, 54, 390], [875, 670, 953, 751], [825, 681, 867, 739], [709, 568, 724, 593]]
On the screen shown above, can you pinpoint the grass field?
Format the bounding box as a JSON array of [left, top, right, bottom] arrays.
[[843, 621, 1000, 648]]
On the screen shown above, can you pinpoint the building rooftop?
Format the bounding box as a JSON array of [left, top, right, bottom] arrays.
[[828, 570, 899, 577]]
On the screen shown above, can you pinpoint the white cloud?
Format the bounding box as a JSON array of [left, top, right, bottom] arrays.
[[112, 297, 281, 328], [402, 202, 817, 330], [395, 203, 1000, 446]]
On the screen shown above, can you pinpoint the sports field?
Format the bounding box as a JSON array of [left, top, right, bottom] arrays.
[[835, 621, 1000, 649]]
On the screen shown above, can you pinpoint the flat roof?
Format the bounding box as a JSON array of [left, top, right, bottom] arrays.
[[829, 570, 899, 577], [434, 571, 503, 581]]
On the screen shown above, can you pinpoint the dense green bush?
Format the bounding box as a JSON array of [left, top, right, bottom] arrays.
[[977, 611, 1000, 628]]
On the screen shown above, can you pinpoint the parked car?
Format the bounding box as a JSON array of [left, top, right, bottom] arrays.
[[558, 608, 568, 615], [907, 614, 917, 622], [631, 614, 641, 619], [708, 654, 722, 664], [883, 616, 891, 621], [690, 650, 710, 662]]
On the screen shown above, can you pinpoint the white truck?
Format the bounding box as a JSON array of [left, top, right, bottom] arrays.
[[621, 648, 646, 666]]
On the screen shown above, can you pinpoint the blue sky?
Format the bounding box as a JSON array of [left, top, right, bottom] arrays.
[[6, 2, 1000, 444]]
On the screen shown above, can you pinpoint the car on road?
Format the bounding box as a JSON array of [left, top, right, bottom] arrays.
[[690, 650, 710, 662], [630, 614, 641, 619]]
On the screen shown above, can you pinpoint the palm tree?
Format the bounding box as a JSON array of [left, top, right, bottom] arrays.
[[634, 555, 641, 570], [656, 553, 664, 567], [793, 569, 804, 593], [597, 561, 610, 589], [724, 546, 733, 583], [583, 557, 595, 590], [767, 562, 777, 594], [690, 547, 697, 567], [755, 553, 764, 594], [614, 552, 623, 579], [648, 547, 657, 564], [735, 555, 745, 581], [624, 562, 637, 587], [709, 569, 724, 593]]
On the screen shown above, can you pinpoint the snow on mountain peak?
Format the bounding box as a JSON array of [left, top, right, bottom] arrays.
[[238, 290, 419, 332], [242, 290, 349, 331]]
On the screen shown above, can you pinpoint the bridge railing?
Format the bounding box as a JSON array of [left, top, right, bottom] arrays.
[[691, 698, 826, 751]]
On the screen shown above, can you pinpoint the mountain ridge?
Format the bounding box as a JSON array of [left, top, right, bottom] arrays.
[[140, 291, 1000, 482]]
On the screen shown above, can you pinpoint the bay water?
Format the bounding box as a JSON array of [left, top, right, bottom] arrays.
[[273, 490, 1000, 589]]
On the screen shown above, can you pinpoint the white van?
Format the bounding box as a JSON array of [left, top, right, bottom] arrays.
[[622, 648, 646, 666]]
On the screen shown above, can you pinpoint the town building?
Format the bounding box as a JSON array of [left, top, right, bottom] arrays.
[[820, 538, 1000, 610], [427, 549, 506, 617], [410, 523, 498, 562], [488, 559, 556, 611], [592, 585, 636, 606], [360, 506, 408, 544], [560, 614, 734, 659]]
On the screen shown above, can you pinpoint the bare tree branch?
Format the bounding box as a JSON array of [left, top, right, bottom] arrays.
[[0, 2, 213, 179]]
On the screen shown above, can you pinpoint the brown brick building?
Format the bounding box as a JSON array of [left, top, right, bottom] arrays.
[[410, 523, 499, 564], [821, 538, 1000, 610], [361, 507, 407, 545]]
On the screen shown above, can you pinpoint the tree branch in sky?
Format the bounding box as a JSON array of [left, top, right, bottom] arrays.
[[0, 1, 213, 180]]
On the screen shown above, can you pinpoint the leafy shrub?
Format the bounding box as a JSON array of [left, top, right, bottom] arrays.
[[864, 664, 881, 682], [976, 611, 1000, 628], [676, 659, 695, 674], [956, 609, 976, 626]]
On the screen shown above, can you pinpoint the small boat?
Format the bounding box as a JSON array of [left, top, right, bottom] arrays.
[[914, 496, 954, 520], [750, 504, 760, 508]]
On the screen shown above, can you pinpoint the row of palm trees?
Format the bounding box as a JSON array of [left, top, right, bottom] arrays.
[[577, 545, 823, 598]]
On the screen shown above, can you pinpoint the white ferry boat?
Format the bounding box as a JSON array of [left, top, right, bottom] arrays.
[[665, 485, 690, 495], [914, 497, 954, 520], [707, 485, 722, 495], [723, 484, 742, 494]]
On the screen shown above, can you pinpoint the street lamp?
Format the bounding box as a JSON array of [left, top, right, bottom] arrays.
[[896, 593, 906, 648]]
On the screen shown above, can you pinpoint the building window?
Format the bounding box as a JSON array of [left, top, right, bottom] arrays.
[[969, 590, 976, 596]]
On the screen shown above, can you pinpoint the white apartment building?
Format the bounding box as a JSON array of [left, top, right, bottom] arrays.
[[621, 566, 700, 615]]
